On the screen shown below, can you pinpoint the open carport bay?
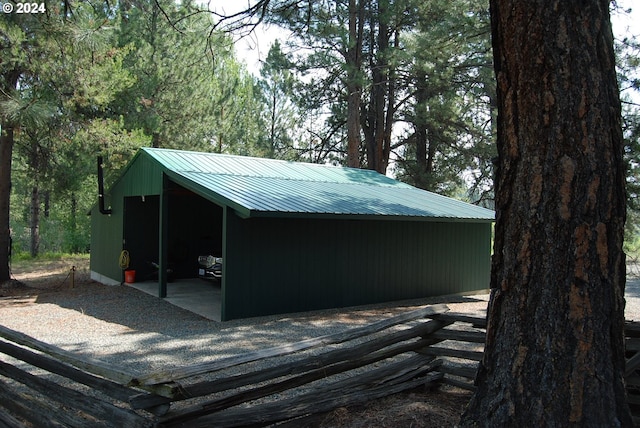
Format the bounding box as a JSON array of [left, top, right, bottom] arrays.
[[127, 279, 222, 321]]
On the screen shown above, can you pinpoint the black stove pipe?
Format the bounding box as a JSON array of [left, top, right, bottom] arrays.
[[97, 156, 112, 215]]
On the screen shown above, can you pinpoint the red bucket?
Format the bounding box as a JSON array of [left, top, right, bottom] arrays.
[[124, 270, 136, 284]]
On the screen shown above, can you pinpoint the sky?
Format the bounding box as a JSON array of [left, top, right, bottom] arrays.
[[231, 1, 640, 76], [613, 0, 640, 39]]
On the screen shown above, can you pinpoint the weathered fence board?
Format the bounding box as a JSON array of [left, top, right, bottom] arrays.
[[3, 305, 638, 427], [0, 359, 149, 428], [627, 338, 640, 352], [625, 321, 640, 425], [131, 317, 452, 409], [431, 329, 486, 343], [0, 338, 141, 403], [432, 312, 487, 328], [0, 304, 453, 426], [0, 376, 99, 427], [158, 333, 446, 424], [420, 346, 484, 361], [135, 303, 449, 387], [0, 324, 136, 386], [161, 357, 444, 428], [438, 363, 478, 380], [0, 406, 27, 428]]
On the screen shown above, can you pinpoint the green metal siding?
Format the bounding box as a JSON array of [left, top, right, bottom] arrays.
[[91, 147, 493, 321], [90, 196, 125, 282], [222, 213, 491, 321], [116, 154, 165, 197], [90, 153, 165, 283], [123, 195, 160, 280]]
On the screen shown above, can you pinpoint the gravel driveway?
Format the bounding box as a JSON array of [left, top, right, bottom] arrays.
[[0, 279, 489, 376], [1, 273, 639, 375], [626, 276, 640, 322]]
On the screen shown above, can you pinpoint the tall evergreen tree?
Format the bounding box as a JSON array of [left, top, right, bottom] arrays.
[[257, 40, 300, 159], [0, 3, 89, 275], [267, 0, 410, 173], [7, 1, 135, 257], [460, 0, 632, 424], [395, 0, 495, 198], [115, 0, 263, 154], [206, 0, 497, 189]]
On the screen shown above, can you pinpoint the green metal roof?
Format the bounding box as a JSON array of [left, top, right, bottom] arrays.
[[140, 147, 494, 222]]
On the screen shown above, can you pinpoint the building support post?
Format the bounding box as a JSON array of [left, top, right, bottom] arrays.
[[158, 174, 169, 298]]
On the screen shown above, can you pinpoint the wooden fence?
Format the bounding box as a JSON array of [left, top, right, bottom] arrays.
[[625, 321, 640, 425], [1, 305, 639, 427]]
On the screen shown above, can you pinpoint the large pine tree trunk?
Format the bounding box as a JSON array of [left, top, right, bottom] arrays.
[[0, 70, 19, 283], [460, 0, 632, 425], [29, 139, 41, 258], [413, 70, 435, 191], [0, 125, 13, 282], [362, 0, 394, 175]]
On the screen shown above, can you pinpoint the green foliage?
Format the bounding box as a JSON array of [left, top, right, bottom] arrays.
[[7, 0, 271, 256], [68, 118, 151, 187], [4, 0, 141, 258], [625, 233, 640, 259], [257, 40, 302, 160], [615, 8, 640, 245], [393, 0, 496, 200], [113, 0, 264, 154], [259, 0, 496, 197], [10, 173, 95, 254]]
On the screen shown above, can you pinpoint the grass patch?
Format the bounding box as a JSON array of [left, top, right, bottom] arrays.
[[10, 253, 89, 272], [11, 252, 89, 261], [627, 236, 640, 262]]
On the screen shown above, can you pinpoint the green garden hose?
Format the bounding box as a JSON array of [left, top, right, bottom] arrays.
[[119, 250, 130, 270]]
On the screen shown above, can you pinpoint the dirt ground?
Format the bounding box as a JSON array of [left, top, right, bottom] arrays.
[[1, 256, 473, 427]]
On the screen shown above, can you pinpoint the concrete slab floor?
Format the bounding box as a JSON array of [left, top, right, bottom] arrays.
[[126, 279, 222, 322]]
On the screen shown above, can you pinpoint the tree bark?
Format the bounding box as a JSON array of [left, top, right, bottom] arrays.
[[0, 125, 14, 282], [29, 139, 41, 258], [68, 193, 79, 253], [362, 0, 394, 174], [30, 186, 40, 258], [43, 191, 50, 219], [460, 0, 632, 426], [346, 0, 364, 168], [413, 69, 435, 190], [0, 69, 19, 282]]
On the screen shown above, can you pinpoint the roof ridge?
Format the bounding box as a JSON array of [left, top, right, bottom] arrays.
[[144, 147, 406, 187], [143, 146, 350, 169], [183, 169, 409, 188], [142, 146, 396, 176]]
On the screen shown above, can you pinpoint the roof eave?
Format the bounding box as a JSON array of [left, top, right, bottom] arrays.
[[243, 210, 495, 223]]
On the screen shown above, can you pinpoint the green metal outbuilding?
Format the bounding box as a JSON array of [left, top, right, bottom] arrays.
[[90, 147, 494, 321]]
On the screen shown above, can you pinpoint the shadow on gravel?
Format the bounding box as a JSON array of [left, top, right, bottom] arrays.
[[626, 278, 640, 298], [33, 282, 216, 333], [5, 257, 490, 369], [22, 279, 487, 369], [6, 258, 640, 378]]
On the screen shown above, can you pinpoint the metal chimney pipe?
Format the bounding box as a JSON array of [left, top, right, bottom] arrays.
[[97, 156, 112, 215]]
